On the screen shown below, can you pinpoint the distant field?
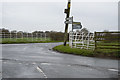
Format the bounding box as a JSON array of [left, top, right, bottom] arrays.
[[0, 38, 58, 44]]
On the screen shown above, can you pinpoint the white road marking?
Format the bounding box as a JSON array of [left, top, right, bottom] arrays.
[[108, 69, 118, 72], [36, 66, 47, 78], [41, 63, 51, 65]]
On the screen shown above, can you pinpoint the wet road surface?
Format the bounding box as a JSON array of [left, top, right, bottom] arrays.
[[1, 43, 118, 78]]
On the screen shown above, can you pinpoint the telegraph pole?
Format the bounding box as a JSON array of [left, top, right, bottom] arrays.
[[64, 0, 71, 46]]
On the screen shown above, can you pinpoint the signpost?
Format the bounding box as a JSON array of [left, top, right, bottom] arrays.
[[66, 17, 73, 21], [63, 0, 82, 46], [64, 16, 73, 24], [64, 0, 71, 46], [64, 16, 82, 32], [72, 22, 82, 31], [64, 21, 72, 24]]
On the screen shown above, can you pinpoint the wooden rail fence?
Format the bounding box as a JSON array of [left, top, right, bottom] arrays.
[[94, 31, 120, 50]]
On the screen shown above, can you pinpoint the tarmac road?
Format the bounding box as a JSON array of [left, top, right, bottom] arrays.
[[1, 43, 118, 78]]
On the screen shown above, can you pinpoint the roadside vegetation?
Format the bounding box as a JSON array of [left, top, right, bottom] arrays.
[[53, 43, 119, 59], [0, 28, 66, 44], [53, 44, 94, 56]]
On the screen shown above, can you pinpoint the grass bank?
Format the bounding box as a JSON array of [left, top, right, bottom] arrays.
[[53, 44, 119, 59], [53, 44, 94, 56]]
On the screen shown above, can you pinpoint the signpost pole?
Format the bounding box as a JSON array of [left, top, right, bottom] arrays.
[[71, 16, 73, 48], [72, 16, 73, 32], [64, 0, 71, 46]]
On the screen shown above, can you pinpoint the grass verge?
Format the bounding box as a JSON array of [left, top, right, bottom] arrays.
[[53, 44, 94, 57], [53, 44, 119, 59]]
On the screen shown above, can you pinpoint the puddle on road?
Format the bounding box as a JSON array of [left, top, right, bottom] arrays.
[[19, 63, 22, 64]]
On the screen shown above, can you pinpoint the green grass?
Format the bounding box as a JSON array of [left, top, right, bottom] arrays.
[[53, 44, 94, 56], [95, 42, 120, 58], [53, 44, 119, 59], [97, 41, 119, 45], [0, 38, 62, 44]]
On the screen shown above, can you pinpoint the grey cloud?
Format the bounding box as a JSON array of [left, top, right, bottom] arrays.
[[2, 2, 118, 32]]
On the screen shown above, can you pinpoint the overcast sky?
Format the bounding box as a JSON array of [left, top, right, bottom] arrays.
[[0, 1, 118, 32]]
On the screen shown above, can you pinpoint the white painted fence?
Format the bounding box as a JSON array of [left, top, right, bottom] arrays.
[[0, 32, 48, 41], [69, 31, 95, 49]]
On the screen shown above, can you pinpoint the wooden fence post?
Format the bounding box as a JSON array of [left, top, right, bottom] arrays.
[[94, 32, 97, 50]]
